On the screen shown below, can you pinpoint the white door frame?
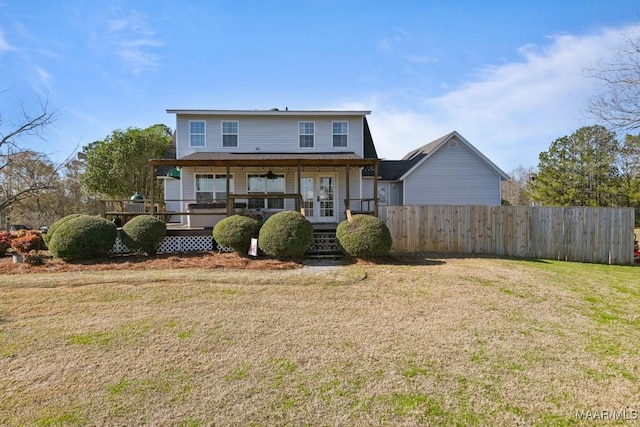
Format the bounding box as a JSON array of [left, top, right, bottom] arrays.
[[300, 172, 337, 223]]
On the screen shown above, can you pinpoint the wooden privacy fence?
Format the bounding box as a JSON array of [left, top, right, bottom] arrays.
[[379, 205, 636, 265]]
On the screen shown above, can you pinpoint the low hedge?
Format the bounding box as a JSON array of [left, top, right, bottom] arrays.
[[121, 215, 166, 255], [48, 215, 117, 261], [336, 214, 392, 258], [213, 215, 260, 255], [258, 211, 313, 260]]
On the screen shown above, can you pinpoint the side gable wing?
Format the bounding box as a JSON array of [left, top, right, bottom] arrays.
[[399, 131, 509, 181]]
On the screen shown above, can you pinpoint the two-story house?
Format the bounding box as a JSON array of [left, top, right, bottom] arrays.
[[150, 109, 380, 227]]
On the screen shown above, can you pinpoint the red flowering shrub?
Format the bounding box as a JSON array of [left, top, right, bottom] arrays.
[[0, 231, 11, 255], [10, 233, 43, 254]]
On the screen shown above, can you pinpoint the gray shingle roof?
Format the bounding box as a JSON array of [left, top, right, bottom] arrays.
[[401, 132, 453, 160], [362, 154, 425, 180], [156, 132, 177, 177], [363, 117, 378, 159]]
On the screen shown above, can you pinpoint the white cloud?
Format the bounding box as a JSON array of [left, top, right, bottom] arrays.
[[378, 28, 411, 51], [34, 66, 53, 92], [362, 25, 639, 171], [90, 7, 163, 75], [0, 27, 16, 55], [404, 54, 438, 64]]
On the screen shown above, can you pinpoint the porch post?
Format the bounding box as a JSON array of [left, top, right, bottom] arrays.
[[297, 162, 302, 213], [345, 164, 350, 212], [373, 161, 379, 217], [149, 161, 155, 213], [226, 165, 231, 216]]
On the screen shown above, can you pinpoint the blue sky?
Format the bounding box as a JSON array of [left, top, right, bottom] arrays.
[[2, 0, 640, 172]]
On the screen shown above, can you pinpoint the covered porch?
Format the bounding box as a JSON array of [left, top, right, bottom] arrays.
[[147, 153, 380, 227]]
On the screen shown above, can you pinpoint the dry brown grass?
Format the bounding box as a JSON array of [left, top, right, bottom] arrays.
[[1, 253, 640, 426]]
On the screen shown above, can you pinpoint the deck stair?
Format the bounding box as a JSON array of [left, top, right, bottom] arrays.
[[306, 224, 343, 259]]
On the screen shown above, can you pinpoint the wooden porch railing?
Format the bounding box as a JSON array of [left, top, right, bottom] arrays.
[[100, 194, 305, 225], [344, 198, 376, 215], [101, 195, 377, 226]]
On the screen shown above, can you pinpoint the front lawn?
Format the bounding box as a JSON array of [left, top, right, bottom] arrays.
[[1, 254, 639, 426]]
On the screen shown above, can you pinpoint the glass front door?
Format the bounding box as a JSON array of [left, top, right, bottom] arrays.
[[300, 174, 336, 222]]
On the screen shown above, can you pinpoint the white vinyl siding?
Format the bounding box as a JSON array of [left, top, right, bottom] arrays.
[[403, 141, 502, 205], [332, 121, 348, 147], [299, 121, 314, 148], [222, 120, 238, 148], [174, 115, 365, 158], [361, 177, 374, 202], [189, 121, 205, 147], [362, 180, 402, 206], [389, 182, 403, 205], [163, 179, 182, 213]]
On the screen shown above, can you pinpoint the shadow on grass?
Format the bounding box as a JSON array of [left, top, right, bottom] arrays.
[[346, 252, 557, 267], [345, 253, 446, 266]]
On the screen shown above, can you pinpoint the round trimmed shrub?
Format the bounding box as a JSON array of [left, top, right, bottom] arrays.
[[121, 215, 167, 255], [213, 215, 260, 255], [336, 215, 392, 258], [42, 213, 83, 245], [258, 211, 313, 260], [48, 215, 117, 261]]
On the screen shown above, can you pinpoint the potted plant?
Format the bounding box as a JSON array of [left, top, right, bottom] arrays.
[[10, 231, 44, 264]]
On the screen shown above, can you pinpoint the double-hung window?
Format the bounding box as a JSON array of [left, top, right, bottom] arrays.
[[332, 121, 348, 147], [247, 174, 285, 210], [190, 121, 205, 147], [299, 122, 314, 148], [222, 120, 238, 147], [195, 174, 233, 202]]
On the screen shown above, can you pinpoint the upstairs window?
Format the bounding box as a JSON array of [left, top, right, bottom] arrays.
[[190, 121, 205, 147], [333, 121, 348, 147], [299, 121, 315, 148], [222, 120, 238, 147]]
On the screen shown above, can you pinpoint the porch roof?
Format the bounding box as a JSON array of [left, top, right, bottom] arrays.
[[150, 152, 378, 168]]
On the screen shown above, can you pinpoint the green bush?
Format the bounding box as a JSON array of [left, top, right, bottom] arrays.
[[213, 215, 260, 255], [258, 211, 313, 260], [48, 215, 117, 261], [43, 214, 84, 245], [121, 215, 167, 255], [336, 215, 392, 258]]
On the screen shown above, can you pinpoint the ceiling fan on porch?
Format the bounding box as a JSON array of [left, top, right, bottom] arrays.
[[264, 169, 278, 180]]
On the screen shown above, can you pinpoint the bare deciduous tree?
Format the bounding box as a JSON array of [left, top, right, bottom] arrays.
[[501, 165, 535, 206], [587, 30, 640, 132], [0, 95, 61, 225]]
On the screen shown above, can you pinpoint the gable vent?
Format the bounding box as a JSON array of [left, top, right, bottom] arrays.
[[448, 140, 457, 149]]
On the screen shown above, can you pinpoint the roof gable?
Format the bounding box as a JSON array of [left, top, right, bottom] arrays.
[[401, 134, 449, 161], [399, 131, 509, 181]]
